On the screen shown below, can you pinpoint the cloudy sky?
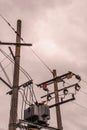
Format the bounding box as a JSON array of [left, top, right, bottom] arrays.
[[0, 0, 87, 130]]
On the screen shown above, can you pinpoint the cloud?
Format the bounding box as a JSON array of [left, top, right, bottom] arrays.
[[0, 0, 87, 130]]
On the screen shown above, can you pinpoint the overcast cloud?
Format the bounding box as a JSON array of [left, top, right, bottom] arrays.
[[0, 0, 87, 130]]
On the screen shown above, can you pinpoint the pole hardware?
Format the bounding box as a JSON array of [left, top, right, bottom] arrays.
[[0, 42, 32, 46], [6, 80, 33, 95]]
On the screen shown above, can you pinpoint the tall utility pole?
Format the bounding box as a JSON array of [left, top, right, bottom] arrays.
[[53, 69, 63, 130], [9, 20, 21, 130]]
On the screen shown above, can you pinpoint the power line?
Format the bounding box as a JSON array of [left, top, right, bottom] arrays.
[[19, 85, 37, 122], [0, 48, 38, 103], [0, 56, 8, 63], [19, 91, 31, 105], [80, 90, 87, 96], [64, 81, 87, 98], [0, 48, 32, 80], [19, 89, 33, 105], [31, 48, 53, 74], [30, 84, 38, 103], [0, 14, 53, 74], [0, 63, 11, 85], [0, 49, 37, 101], [0, 62, 11, 73], [70, 71, 87, 85], [81, 79, 87, 85], [72, 101, 87, 111], [2, 15, 87, 129], [1, 14, 87, 97], [0, 14, 24, 42], [0, 13, 52, 104], [19, 89, 30, 120]]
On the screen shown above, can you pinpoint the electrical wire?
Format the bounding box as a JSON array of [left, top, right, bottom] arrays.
[[0, 14, 53, 110], [0, 48, 32, 80], [0, 14, 53, 128], [19, 89, 31, 105], [19, 87, 34, 130], [81, 79, 87, 85], [0, 14, 53, 74], [0, 62, 11, 73], [19, 89, 27, 120], [70, 71, 87, 85], [72, 101, 87, 111], [19, 89, 31, 122], [19, 83, 36, 105], [0, 14, 24, 42], [63, 80, 87, 111], [0, 48, 38, 103], [19, 86, 35, 121], [2, 14, 87, 103], [24, 87, 29, 110], [0, 49, 38, 107], [21, 89, 25, 121], [0, 56, 8, 63], [28, 86, 36, 104], [0, 63, 12, 85], [63, 79, 87, 97], [30, 84, 38, 103], [30, 48, 53, 74], [80, 90, 87, 95], [0, 50, 13, 73]]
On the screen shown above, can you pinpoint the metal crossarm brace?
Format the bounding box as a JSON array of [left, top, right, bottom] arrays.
[[8, 47, 15, 60]]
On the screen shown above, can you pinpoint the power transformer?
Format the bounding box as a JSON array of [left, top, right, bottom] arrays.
[[24, 104, 50, 125]]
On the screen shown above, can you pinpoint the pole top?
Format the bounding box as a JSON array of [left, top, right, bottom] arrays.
[[17, 19, 21, 23]]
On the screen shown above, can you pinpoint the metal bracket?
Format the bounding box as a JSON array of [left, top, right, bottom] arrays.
[[49, 96, 75, 108]]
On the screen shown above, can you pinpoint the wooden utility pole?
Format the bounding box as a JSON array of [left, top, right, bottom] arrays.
[[9, 20, 21, 130], [53, 69, 63, 130]]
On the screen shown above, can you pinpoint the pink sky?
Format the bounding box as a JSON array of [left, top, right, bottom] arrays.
[[0, 0, 87, 130]]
